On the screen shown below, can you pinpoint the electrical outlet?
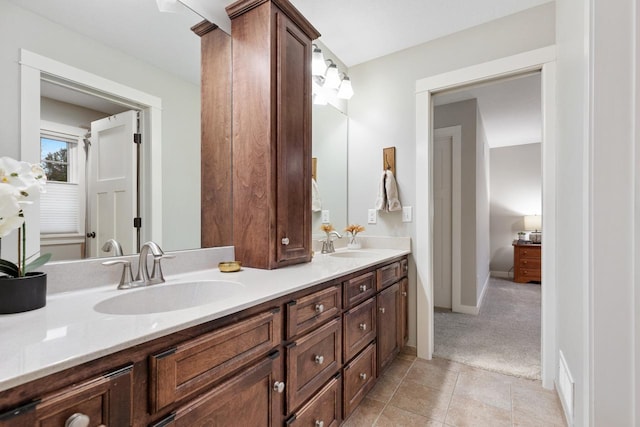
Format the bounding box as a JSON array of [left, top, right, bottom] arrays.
[[402, 206, 413, 222], [368, 209, 377, 224], [321, 210, 330, 223]]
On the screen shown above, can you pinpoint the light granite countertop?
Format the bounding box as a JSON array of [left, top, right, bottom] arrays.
[[0, 246, 409, 392]]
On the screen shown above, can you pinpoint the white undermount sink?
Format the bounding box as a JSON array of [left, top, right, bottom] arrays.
[[94, 280, 243, 315], [329, 251, 378, 259]]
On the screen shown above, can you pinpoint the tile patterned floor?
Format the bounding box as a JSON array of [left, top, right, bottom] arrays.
[[343, 352, 566, 427]]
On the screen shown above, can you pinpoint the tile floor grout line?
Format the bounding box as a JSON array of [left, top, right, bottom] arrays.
[[441, 367, 460, 426], [371, 356, 417, 426]]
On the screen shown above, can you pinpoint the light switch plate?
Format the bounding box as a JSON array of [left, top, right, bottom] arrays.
[[321, 210, 330, 223], [368, 209, 377, 224], [402, 206, 413, 222]]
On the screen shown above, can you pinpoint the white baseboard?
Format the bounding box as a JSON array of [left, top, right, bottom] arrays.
[[491, 270, 511, 279], [452, 273, 490, 315], [477, 273, 490, 308]]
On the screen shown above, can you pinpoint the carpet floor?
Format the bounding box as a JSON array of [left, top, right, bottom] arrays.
[[433, 277, 541, 379]]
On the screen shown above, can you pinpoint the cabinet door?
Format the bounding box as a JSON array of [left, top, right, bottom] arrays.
[[152, 353, 283, 427], [275, 11, 312, 267], [0, 365, 132, 427], [399, 278, 409, 349], [377, 282, 400, 374]]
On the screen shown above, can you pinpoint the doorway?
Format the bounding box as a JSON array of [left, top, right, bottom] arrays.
[[414, 46, 557, 388]]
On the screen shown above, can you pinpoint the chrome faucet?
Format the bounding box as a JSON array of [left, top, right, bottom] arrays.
[[321, 231, 342, 254], [102, 241, 173, 289], [101, 239, 123, 257], [136, 241, 173, 285]]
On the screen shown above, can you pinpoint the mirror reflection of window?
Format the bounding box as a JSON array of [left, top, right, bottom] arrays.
[[40, 135, 72, 182]]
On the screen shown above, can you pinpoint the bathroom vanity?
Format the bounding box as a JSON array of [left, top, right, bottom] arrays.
[[0, 249, 410, 426]]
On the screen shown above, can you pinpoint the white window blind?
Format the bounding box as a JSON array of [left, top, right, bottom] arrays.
[[40, 182, 79, 234]]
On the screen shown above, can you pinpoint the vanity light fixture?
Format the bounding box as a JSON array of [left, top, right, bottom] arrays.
[[337, 74, 354, 100], [323, 60, 341, 90], [312, 44, 326, 76]]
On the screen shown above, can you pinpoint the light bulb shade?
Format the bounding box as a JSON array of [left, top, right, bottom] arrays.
[[524, 215, 542, 231], [313, 90, 328, 105], [312, 46, 326, 76], [337, 77, 354, 99], [324, 63, 341, 89]]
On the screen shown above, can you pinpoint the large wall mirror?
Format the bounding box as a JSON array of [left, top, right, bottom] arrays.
[[0, 0, 348, 262]]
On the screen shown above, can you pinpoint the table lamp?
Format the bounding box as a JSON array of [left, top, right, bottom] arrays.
[[524, 215, 542, 243]]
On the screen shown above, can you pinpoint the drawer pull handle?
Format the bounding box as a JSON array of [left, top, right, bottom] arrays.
[[402, 291, 407, 297], [315, 421, 324, 427], [359, 284, 367, 292], [359, 372, 367, 380], [359, 323, 367, 331], [315, 303, 324, 314], [65, 413, 90, 427], [273, 381, 285, 393], [281, 237, 290, 245], [379, 307, 385, 314], [315, 355, 325, 365], [403, 263, 408, 272]]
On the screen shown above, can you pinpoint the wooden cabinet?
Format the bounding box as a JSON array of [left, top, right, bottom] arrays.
[[151, 352, 283, 427], [149, 308, 281, 413], [285, 376, 341, 427], [286, 318, 342, 413], [399, 277, 409, 349], [343, 271, 376, 308], [287, 285, 341, 339], [227, 0, 320, 269], [513, 242, 542, 283], [377, 282, 401, 374], [343, 297, 377, 361], [377, 261, 402, 291], [342, 343, 376, 418], [0, 365, 133, 427]]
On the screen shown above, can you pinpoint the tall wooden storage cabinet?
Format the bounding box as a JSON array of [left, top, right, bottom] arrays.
[[227, 0, 320, 269]]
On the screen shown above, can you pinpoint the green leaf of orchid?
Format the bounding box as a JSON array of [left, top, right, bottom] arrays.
[[0, 259, 20, 277], [25, 253, 52, 273]]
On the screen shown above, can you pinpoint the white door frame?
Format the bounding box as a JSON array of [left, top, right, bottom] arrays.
[[19, 49, 163, 251], [415, 46, 557, 388]]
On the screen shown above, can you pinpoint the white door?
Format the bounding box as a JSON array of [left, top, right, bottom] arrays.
[[87, 110, 138, 257], [434, 135, 453, 309]]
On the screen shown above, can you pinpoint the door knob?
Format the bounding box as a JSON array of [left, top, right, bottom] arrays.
[[359, 323, 367, 331], [315, 303, 324, 314], [86, 231, 96, 238], [314, 355, 324, 364], [281, 237, 290, 245], [359, 284, 367, 292], [65, 413, 90, 427], [379, 307, 385, 314], [273, 381, 285, 393]]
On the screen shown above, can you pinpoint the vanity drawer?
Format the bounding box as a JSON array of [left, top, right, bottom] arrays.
[[343, 271, 376, 308], [343, 342, 376, 418], [343, 297, 377, 361], [286, 318, 342, 413], [0, 365, 133, 427], [287, 284, 341, 339], [285, 376, 342, 427], [377, 261, 401, 290], [149, 308, 281, 413], [151, 353, 283, 427]]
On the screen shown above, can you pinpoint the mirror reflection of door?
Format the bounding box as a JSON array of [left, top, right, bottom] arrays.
[[87, 110, 139, 258]]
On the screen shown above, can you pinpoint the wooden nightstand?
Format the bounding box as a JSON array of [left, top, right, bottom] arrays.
[[513, 241, 541, 283]]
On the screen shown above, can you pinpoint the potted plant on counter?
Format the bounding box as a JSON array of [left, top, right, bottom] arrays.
[[0, 157, 49, 314], [344, 224, 365, 249]]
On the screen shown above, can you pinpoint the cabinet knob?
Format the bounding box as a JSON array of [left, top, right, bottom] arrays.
[[359, 372, 367, 380], [315, 303, 324, 314], [281, 237, 290, 245], [402, 291, 407, 297], [65, 413, 90, 427], [315, 421, 324, 427], [379, 307, 386, 314], [359, 284, 367, 292], [359, 323, 367, 331], [273, 381, 285, 393], [314, 354, 325, 365]]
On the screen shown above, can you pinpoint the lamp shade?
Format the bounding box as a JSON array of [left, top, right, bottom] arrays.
[[337, 76, 354, 99], [312, 45, 326, 76], [524, 215, 542, 231], [324, 62, 341, 89]]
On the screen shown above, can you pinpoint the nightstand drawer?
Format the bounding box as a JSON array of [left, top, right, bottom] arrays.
[[519, 246, 541, 259], [517, 258, 541, 269], [518, 268, 541, 281]]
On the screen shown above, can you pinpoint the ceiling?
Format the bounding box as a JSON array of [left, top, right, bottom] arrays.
[[434, 73, 542, 148], [10, 0, 545, 147]]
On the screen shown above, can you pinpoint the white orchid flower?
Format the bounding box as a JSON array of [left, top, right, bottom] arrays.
[[0, 182, 24, 238], [0, 156, 47, 200]]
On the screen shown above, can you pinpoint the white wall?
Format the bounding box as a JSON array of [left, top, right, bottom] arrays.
[[41, 98, 110, 129], [476, 113, 490, 302], [348, 2, 554, 345], [0, 0, 201, 253], [489, 143, 541, 275]]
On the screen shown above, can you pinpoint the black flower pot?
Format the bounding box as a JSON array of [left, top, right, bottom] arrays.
[[0, 272, 47, 314]]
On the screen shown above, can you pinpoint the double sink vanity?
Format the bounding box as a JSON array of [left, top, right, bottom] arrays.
[[0, 246, 410, 426]]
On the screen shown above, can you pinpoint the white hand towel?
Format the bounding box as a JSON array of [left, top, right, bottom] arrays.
[[385, 170, 402, 212], [375, 170, 388, 211], [311, 178, 322, 212]]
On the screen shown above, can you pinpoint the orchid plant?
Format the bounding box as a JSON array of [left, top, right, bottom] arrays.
[[0, 157, 49, 278]]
